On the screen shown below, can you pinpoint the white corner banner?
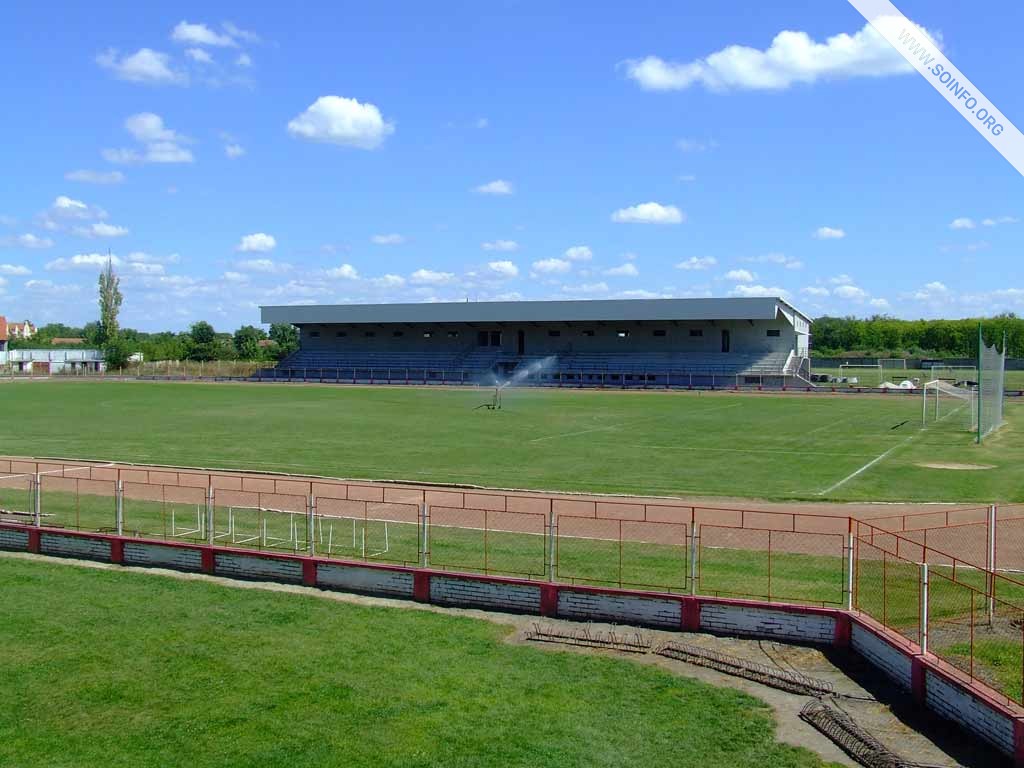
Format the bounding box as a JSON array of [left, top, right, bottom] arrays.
[[848, 0, 1024, 177]]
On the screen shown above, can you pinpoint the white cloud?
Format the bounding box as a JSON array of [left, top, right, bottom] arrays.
[[833, 284, 868, 300], [6, 233, 55, 249], [475, 117, 489, 129], [171, 21, 237, 47], [677, 138, 717, 152], [828, 274, 853, 285], [801, 286, 830, 297], [236, 53, 253, 68], [326, 263, 359, 280], [410, 268, 455, 285], [96, 48, 184, 84], [611, 202, 684, 224], [371, 233, 405, 245], [745, 252, 803, 269], [604, 263, 639, 277], [624, 17, 935, 91], [950, 217, 976, 230], [676, 256, 716, 271], [287, 96, 395, 150], [185, 48, 213, 64], [813, 226, 846, 240], [222, 22, 261, 44], [474, 179, 513, 196], [224, 143, 245, 159], [53, 195, 91, 214], [0, 264, 31, 275], [487, 260, 519, 278], [564, 245, 593, 261], [981, 215, 1018, 227], [678, 174, 697, 182], [73, 222, 128, 238], [911, 281, 949, 301], [561, 282, 609, 295], [105, 113, 193, 165], [236, 233, 276, 253], [370, 274, 406, 288], [46, 253, 122, 271], [65, 169, 125, 185], [724, 268, 755, 282], [531, 258, 571, 274], [222, 271, 248, 283], [869, 298, 891, 310], [730, 284, 790, 298], [236, 258, 288, 273], [128, 262, 165, 275], [481, 239, 518, 252]]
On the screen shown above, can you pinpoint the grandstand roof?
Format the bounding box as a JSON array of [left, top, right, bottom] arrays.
[[261, 297, 810, 326]]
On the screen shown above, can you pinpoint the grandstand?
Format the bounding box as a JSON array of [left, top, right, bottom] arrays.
[[259, 297, 811, 386]]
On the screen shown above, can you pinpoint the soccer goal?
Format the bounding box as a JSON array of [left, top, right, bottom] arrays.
[[838, 363, 883, 388], [977, 330, 1007, 443], [922, 379, 978, 432], [927, 364, 977, 380], [879, 358, 907, 370]]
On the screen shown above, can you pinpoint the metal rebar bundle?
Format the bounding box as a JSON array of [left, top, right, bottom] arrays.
[[655, 641, 836, 697], [525, 623, 652, 653]]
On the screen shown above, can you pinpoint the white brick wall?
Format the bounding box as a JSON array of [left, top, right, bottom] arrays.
[[123, 542, 203, 572], [0, 528, 29, 550], [925, 670, 1016, 756], [850, 624, 912, 690], [557, 590, 681, 628], [317, 563, 414, 598], [214, 553, 302, 583], [699, 603, 835, 644], [430, 575, 541, 613], [40, 533, 111, 561]]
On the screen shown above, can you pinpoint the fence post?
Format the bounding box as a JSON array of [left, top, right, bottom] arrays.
[[987, 503, 997, 625], [846, 530, 855, 611], [419, 502, 430, 568], [308, 493, 316, 556], [689, 523, 699, 595], [33, 472, 41, 527], [920, 562, 930, 655], [115, 479, 124, 536], [547, 508, 557, 583], [206, 485, 215, 546]]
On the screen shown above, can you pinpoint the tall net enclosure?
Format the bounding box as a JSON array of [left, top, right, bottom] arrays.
[[922, 380, 977, 433], [978, 331, 1006, 442]]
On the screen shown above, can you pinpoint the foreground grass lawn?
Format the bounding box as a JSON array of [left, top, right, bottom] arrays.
[[0, 381, 1020, 501], [0, 557, 828, 768]]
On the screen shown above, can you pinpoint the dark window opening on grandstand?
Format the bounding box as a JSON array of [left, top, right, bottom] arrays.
[[689, 329, 703, 337], [767, 329, 781, 337], [336, 331, 346, 338], [309, 331, 320, 338], [447, 331, 459, 338], [393, 331, 404, 337], [365, 331, 376, 338], [548, 330, 561, 337], [652, 329, 666, 337], [423, 331, 433, 338], [478, 330, 501, 346], [617, 330, 630, 338], [582, 330, 595, 337]]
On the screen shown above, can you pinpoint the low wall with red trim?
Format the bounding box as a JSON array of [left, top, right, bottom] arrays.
[[2, 522, 1021, 766]]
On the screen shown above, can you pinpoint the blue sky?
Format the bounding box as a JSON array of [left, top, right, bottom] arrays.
[[0, 0, 1020, 331]]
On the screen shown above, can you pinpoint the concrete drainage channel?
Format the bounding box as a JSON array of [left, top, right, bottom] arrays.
[[525, 623, 963, 768]]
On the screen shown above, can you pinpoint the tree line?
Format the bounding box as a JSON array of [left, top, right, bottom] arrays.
[[812, 314, 1022, 358]]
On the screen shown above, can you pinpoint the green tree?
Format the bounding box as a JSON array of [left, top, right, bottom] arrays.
[[234, 325, 268, 360], [103, 336, 133, 369], [97, 259, 123, 346], [269, 323, 299, 358], [187, 321, 219, 361]]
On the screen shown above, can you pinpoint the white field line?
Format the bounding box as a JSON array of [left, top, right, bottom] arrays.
[[0, 463, 113, 482], [528, 402, 742, 444], [817, 434, 917, 496], [804, 414, 860, 437]]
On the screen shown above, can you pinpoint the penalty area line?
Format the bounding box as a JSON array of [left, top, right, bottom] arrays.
[[816, 434, 916, 496]]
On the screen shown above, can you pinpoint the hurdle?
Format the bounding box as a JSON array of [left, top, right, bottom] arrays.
[[170, 504, 205, 539], [315, 514, 391, 559]]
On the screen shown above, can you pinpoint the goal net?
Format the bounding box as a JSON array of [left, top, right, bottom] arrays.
[[922, 379, 977, 433], [978, 331, 1006, 442], [879, 358, 907, 370], [927, 364, 977, 381]]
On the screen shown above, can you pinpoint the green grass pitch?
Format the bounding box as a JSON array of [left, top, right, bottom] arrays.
[[0, 556, 833, 768], [0, 380, 1020, 502]]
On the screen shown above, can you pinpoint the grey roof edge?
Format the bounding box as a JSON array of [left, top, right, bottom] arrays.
[[260, 297, 813, 326]]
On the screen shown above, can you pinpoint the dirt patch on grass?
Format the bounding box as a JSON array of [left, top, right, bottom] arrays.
[[916, 462, 995, 471]]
